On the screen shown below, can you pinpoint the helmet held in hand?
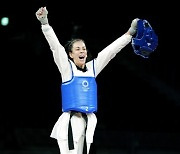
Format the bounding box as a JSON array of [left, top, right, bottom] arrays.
[[131, 19, 158, 58]]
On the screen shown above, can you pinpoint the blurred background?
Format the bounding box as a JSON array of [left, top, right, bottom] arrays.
[[1, 0, 180, 154]]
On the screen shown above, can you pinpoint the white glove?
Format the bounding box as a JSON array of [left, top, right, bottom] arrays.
[[36, 7, 48, 25], [128, 18, 139, 36]]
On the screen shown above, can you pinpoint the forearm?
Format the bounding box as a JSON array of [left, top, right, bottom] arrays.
[[41, 24, 64, 53]]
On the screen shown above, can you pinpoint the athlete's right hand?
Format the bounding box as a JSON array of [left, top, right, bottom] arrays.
[[35, 7, 48, 25]]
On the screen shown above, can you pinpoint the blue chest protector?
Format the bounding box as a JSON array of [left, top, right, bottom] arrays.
[[61, 62, 97, 113]]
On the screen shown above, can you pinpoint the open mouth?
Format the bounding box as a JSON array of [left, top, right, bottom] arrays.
[[79, 56, 85, 60]]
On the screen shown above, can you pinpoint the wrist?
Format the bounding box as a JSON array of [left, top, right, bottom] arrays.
[[40, 17, 48, 25], [128, 27, 136, 36]]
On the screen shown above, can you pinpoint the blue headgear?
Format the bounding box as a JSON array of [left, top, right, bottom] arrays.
[[131, 19, 158, 58]]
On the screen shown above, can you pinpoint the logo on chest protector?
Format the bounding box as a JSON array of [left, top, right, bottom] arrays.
[[82, 80, 89, 91]]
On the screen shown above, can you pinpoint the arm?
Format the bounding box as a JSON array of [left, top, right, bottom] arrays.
[[36, 7, 72, 82], [94, 18, 139, 77]]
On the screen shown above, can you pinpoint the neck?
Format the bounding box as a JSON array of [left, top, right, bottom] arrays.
[[76, 65, 87, 72]]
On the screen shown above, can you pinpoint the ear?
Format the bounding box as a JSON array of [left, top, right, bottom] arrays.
[[69, 52, 73, 59]]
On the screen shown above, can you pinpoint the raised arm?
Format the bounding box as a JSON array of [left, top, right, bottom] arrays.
[[35, 7, 72, 82], [94, 18, 139, 76]]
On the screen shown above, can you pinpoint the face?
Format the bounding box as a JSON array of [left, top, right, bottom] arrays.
[[69, 40, 87, 68]]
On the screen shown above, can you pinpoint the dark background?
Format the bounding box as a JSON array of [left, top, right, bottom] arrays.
[[1, 0, 180, 153]]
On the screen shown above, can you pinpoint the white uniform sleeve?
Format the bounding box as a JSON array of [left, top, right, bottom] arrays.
[[41, 24, 72, 82], [94, 34, 132, 76]]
